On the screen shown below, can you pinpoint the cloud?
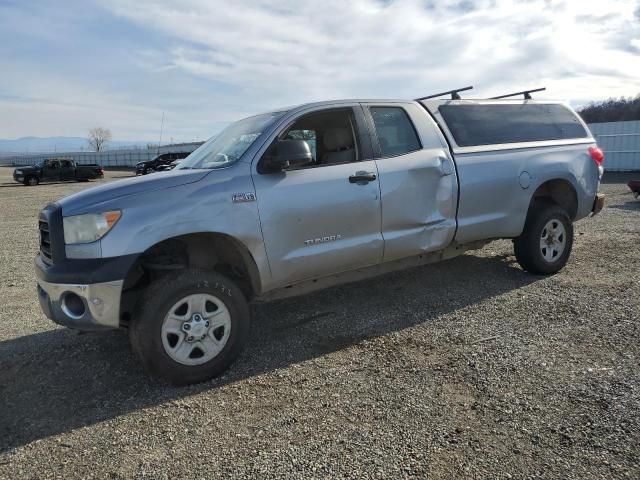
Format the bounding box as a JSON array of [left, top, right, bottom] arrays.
[[1, 0, 639, 140]]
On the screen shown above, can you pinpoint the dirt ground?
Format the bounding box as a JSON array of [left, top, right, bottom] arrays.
[[0, 166, 638, 479]]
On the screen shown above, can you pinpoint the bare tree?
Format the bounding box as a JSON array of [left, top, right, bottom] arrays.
[[87, 127, 112, 152]]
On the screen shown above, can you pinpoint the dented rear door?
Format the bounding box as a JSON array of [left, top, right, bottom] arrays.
[[362, 102, 458, 262]]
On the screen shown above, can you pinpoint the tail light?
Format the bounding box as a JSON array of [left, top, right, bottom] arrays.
[[588, 146, 604, 166], [588, 146, 604, 180]]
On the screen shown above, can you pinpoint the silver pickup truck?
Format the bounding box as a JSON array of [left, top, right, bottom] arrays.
[[35, 94, 606, 384]]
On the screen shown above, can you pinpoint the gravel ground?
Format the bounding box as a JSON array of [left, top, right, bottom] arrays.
[[0, 167, 638, 479]]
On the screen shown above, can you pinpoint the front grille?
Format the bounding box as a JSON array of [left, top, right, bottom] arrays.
[[39, 219, 53, 265]]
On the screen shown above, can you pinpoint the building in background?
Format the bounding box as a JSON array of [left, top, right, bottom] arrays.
[[589, 120, 640, 172]]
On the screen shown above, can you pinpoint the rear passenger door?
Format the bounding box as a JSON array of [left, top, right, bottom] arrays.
[[363, 103, 458, 262]]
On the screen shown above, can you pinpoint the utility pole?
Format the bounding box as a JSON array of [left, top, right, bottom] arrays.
[[157, 111, 165, 156]]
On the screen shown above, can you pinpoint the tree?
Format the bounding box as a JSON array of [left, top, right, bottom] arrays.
[[578, 95, 640, 123], [87, 127, 112, 152]]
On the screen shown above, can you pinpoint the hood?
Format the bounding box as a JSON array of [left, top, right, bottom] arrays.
[[58, 168, 210, 215], [15, 165, 38, 171]]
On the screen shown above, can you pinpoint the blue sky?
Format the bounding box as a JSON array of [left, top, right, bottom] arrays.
[[1, 0, 639, 142]]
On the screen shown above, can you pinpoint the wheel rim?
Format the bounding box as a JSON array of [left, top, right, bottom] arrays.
[[539, 219, 566, 263], [29, 177, 37, 185], [161, 293, 232, 366]]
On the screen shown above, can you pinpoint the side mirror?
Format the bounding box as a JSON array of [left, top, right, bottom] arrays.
[[264, 139, 313, 172]]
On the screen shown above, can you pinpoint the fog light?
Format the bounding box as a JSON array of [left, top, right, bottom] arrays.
[[61, 292, 86, 319]]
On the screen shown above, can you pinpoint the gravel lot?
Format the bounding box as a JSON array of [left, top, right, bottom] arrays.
[[0, 166, 638, 479]]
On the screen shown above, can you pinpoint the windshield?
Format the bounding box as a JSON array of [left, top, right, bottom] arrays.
[[177, 111, 285, 170]]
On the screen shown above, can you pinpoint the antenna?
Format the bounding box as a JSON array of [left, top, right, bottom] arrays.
[[491, 87, 546, 100], [415, 86, 474, 101]]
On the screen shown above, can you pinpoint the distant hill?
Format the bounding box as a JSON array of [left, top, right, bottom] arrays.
[[0, 136, 149, 154]]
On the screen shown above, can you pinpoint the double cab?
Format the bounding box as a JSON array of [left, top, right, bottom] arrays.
[[34, 96, 605, 384]]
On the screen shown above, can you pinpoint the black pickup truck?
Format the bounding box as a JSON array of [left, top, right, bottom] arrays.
[[13, 159, 104, 186]]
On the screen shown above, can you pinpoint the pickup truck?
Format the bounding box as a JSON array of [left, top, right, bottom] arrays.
[[14, 159, 103, 186], [34, 96, 605, 385]]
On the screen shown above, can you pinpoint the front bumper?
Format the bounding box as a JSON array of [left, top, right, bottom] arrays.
[[37, 278, 124, 330], [34, 203, 137, 330], [592, 193, 605, 216]]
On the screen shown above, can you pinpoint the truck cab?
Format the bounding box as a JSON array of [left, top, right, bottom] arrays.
[[34, 97, 605, 385]]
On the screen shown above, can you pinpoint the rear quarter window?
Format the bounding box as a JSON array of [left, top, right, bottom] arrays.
[[370, 107, 421, 157], [438, 104, 589, 147]]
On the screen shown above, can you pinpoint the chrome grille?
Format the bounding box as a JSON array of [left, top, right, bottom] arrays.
[[39, 219, 53, 265]]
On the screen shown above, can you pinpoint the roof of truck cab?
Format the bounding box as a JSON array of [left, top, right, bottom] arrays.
[[265, 97, 568, 115], [265, 98, 419, 113]]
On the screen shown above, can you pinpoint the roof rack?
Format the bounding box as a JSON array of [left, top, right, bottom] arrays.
[[415, 86, 474, 101], [490, 87, 546, 100]]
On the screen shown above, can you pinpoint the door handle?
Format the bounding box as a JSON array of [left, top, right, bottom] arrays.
[[349, 171, 377, 184]]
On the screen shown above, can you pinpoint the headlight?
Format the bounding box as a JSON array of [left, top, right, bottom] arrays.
[[63, 211, 121, 244], [15, 170, 22, 174]]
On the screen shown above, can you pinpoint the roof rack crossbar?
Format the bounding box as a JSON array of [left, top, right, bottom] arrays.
[[415, 86, 474, 101], [490, 87, 546, 100]]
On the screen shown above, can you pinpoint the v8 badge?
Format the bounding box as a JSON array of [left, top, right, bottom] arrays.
[[232, 192, 256, 203]]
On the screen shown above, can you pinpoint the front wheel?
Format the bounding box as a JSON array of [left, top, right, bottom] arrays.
[[24, 176, 39, 186], [514, 203, 573, 275], [129, 270, 250, 385]]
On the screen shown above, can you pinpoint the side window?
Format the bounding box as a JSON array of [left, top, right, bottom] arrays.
[[272, 108, 359, 169], [49, 161, 59, 169], [370, 107, 421, 158], [60, 160, 71, 168], [438, 104, 589, 147]]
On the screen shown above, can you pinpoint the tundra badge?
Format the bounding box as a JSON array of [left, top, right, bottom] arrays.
[[304, 235, 342, 246]]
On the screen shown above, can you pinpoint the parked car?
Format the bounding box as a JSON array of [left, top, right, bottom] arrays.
[[13, 159, 103, 186], [135, 152, 191, 175], [155, 159, 184, 172], [34, 94, 605, 385], [628, 180, 640, 199]]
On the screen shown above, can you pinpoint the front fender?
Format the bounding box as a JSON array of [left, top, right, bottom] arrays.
[[96, 163, 272, 292]]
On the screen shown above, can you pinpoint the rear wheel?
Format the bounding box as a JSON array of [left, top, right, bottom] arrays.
[[514, 202, 573, 275], [129, 270, 250, 385]]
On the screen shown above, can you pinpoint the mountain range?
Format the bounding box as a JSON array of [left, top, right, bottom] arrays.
[[0, 136, 150, 155]]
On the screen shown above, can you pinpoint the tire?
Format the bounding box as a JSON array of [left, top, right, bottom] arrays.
[[129, 270, 250, 385], [24, 176, 39, 186], [514, 202, 573, 275]]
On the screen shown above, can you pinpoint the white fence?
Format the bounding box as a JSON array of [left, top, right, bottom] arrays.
[[588, 120, 640, 171], [2, 142, 203, 168]]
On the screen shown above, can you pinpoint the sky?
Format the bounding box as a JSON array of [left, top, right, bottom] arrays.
[[0, 0, 639, 142]]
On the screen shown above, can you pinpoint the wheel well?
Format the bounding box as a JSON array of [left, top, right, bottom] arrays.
[[120, 233, 261, 326], [529, 179, 578, 219]]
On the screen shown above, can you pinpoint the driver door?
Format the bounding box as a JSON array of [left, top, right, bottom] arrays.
[[59, 160, 75, 181], [253, 106, 383, 287], [43, 160, 60, 181]]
